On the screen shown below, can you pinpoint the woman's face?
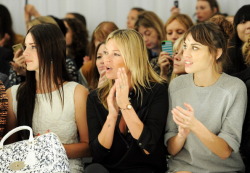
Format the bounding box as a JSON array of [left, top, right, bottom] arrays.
[[166, 19, 187, 43], [196, 0, 216, 22], [103, 39, 129, 79], [23, 33, 39, 72], [237, 20, 250, 42], [96, 44, 105, 74], [127, 10, 139, 29], [64, 21, 73, 46], [138, 26, 160, 50], [173, 44, 186, 74], [183, 34, 215, 74]]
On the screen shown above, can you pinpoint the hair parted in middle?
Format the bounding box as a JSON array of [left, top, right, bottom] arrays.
[[17, 23, 70, 138], [134, 11, 165, 44], [98, 29, 164, 109]]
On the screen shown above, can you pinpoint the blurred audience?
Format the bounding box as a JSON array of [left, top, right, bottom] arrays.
[[126, 7, 145, 29], [227, 5, 250, 74], [79, 21, 118, 87]]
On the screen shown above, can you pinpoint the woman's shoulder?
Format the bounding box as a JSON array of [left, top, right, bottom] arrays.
[[169, 74, 191, 91], [65, 82, 88, 94], [219, 73, 247, 93]]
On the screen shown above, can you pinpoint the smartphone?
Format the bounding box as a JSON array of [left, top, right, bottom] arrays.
[[12, 43, 24, 53], [174, 0, 179, 8], [161, 41, 173, 57]]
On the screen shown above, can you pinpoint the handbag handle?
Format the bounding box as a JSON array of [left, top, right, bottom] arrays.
[[0, 126, 34, 149]]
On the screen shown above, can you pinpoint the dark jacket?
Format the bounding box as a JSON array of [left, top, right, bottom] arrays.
[[87, 82, 168, 173], [234, 68, 250, 172]]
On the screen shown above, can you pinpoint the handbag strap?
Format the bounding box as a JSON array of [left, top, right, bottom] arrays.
[[0, 126, 34, 149]]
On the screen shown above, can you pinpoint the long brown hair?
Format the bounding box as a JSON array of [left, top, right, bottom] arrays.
[[17, 24, 70, 139]]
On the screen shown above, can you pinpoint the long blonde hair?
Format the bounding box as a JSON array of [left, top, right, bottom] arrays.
[[243, 35, 250, 66], [98, 29, 164, 109]]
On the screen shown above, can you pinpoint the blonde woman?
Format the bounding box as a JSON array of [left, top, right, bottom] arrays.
[[86, 29, 168, 173], [158, 14, 193, 81], [170, 35, 186, 81]]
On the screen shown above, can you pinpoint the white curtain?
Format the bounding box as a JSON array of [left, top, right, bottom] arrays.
[[0, 0, 249, 37]]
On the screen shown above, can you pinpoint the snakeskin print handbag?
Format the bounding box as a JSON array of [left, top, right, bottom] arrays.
[[0, 126, 70, 172]]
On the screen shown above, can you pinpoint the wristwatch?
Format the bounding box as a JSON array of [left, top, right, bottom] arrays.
[[120, 103, 132, 111]]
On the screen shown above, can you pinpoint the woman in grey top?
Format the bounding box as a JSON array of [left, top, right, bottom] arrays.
[[165, 22, 247, 173]]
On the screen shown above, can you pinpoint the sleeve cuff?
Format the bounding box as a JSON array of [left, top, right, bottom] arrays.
[[164, 132, 177, 147], [218, 133, 240, 153]]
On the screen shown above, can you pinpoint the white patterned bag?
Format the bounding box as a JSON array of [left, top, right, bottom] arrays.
[[0, 126, 70, 173]]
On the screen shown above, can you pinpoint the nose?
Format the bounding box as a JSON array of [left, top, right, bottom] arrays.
[[22, 47, 28, 57], [246, 21, 250, 29], [103, 53, 111, 64], [143, 35, 148, 43], [171, 32, 179, 42], [174, 53, 181, 61]]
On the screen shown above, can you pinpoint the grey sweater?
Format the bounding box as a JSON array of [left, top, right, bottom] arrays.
[[165, 73, 247, 173]]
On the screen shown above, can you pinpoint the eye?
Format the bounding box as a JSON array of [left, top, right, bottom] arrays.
[[103, 50, 108, 55], [145, 31, 151, 36], [192, 46, 198, 50], [183, 44, 187, 50], [114, 53, 121, 56], [97, 55, 102, 59], [239, 19, 246, 24], [177, 30, 184, 35], [167, 32, 173, 35], [31, 46, 36, 49]]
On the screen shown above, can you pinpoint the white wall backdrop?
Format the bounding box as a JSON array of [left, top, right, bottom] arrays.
[[0, 0, 249, 38]]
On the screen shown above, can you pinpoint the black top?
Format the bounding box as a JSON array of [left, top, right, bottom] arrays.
[[87, 82, 168, 173], [234, 68, 250, 172]]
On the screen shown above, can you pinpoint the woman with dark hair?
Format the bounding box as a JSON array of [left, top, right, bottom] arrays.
[[165, 22, 247, 172], [195, 0, 220, 22], [234, 34, 250, 172], [64, 18, 89, 70], [226, 5, 250, 74], [79, 21, 118, 87], [0, 4, 24, 49], [65, 12, 87, 28], [88, 42, 106, 90], [127, 7, 145, 29], [6, 23, 90, 173]]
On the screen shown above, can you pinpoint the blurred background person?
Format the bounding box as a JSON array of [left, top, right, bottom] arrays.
[[64, 18, 89, 70], [126, 7, 145, 29], [79, 21, 118, 87], [227, 5, 250, 74], [0, 4, 24, 50], [88, 42, 106, 90], [157, 14, 193, 81]]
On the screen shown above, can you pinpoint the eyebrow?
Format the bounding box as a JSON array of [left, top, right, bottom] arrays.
[[24, 43, 36, 46], [191, 43, 202, 46]]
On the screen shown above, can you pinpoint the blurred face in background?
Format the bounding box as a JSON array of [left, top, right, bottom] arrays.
[[196, 0, 216, 22], [173, 43, 186, 74], [64, 21, 72, 46], [166, 19, 187, 43], [237, 20, 250, 42], [96, 44, 105, 74], [127, 9, 139, 29], [138, 26, 160, 50]]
